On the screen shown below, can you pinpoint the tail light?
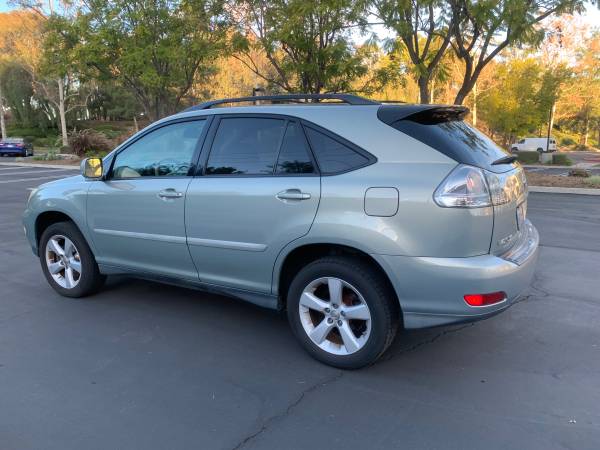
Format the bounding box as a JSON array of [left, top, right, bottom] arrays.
[[433, 165, 491, 208], [434, 164, 525, 208]]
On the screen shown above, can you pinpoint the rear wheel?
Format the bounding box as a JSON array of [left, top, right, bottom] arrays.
[[287, 257, 398, 369], [537, 147, 544, 153], [39, 221, 105, 298]]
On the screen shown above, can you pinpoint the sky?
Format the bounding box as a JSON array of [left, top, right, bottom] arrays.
[[1, 0, 599, 28]]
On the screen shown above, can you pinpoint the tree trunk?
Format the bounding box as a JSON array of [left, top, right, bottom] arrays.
[[418, 77, 430, 104], [57, 78, 69, 148], [582, 110, 589, 146], [454, 84, 471, 105], [471, 82, 477, 127], [0, 82, 6, 140]]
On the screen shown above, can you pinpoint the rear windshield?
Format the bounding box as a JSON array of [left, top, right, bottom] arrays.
[[379, 106, 515, 173]]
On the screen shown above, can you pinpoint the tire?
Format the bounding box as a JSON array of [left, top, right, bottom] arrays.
[[39, 221, 106, 298], [511, 147, 518, 153], [286, 257, 399, 369], [537, 147, 544, 153]]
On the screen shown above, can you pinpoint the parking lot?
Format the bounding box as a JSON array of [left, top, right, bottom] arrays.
[[1, 164, 599, 450]]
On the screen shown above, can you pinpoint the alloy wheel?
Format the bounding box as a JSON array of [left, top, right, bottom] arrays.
[[298, 277, 372, 355], [45, 235, 82, 289]]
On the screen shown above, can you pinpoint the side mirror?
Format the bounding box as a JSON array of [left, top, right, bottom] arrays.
[[81, 157, 103, 179]]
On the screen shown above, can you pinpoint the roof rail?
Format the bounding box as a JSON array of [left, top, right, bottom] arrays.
[[183, 94, 380, 112]]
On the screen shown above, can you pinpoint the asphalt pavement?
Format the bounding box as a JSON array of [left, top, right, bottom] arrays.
[[1, 165, 599, 450]]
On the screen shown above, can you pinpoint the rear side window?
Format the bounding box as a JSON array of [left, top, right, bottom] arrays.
[[206, 118, 285, 175], [305, 127, 369, 174], [275, 122, 314, 174]]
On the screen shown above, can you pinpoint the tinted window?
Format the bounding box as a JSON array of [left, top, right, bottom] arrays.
[[206, 118, 285, 175], [275, 122, 314, 174], [389, 119, 513, 173], [112, 120, 205, 178], [305, 127, 368, 174]]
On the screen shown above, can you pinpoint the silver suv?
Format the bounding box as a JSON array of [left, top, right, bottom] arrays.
[[23, 94, 539, 368]]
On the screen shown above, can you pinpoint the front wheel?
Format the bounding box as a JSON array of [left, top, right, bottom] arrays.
[[287, 257, 399, 369], [39, 221, 105, 298]]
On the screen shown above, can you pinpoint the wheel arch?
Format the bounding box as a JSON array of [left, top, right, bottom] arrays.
[[34, 210, 85, 255], [274, 241, 401, 317]]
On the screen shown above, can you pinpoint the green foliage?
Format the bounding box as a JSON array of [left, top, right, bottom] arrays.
[[33, 149, 59, 160], [373, 0, 453, 103], [479, 59, 569, 145], [560, 137, 576, 146], [517, 151, 539, 164], [77, 0, 228, 120], [552, 153, 572, 165], [450, 0, 584, 104], [232, 0, 373, 94], [584, 176, 600, 186]]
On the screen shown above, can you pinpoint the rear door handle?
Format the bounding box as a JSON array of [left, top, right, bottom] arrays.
[[158, 189, 183, 199], [276, 189, 311, 201]]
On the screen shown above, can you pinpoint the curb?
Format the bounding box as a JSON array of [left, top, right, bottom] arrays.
[[0, 162, 79, 170], [529, 186, 600, 195], [523, 164, 574, 169]]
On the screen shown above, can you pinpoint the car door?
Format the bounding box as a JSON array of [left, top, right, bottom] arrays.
[[87, 118, 208, 280], [185, 115, 321, 293]]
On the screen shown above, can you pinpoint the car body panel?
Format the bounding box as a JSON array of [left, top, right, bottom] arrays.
[[185, 175, 320, 293], [86, 178, 198, 280], [23, 175, 94, 256]]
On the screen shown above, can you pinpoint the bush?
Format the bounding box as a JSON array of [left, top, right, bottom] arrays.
[[32, 149, 60, 161], [68, 129, 113, 157], [574, 144, 591, 151], [584, 176, 600, 187], [517, 151, 539, 164], [568, 168, 590, 178], [552, 154, 572, 166], [560, 137, 576, 146]]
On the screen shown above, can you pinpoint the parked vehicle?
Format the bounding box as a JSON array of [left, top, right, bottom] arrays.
[[0, 138, 34, 157], [511, 137, 557, 153], [23, 94, 539, 369]]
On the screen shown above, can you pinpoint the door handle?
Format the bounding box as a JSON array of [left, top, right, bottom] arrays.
[[276, 189, 311, 201], [158, 189, 183, 199]]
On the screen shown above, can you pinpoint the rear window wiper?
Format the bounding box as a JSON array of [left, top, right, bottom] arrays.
[[491, 155, 518, 165]]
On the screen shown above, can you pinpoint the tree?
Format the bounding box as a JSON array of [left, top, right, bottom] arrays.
[[231, 0, 374, 94], [0, 10, 45, 138], [557, 33, 600, 146], [449, 0, 584, 105], [37, 14, 88, 146], [478, 58, 566, 147], [373, 0, 456, 103], [78, 0, 228, 121]]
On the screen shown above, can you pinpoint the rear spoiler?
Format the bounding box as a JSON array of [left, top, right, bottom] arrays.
[[377, 104, 470, 126]]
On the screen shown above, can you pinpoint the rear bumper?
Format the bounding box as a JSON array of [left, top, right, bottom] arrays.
[[373, 220, 539, 329], [0, 148, 27, 155]]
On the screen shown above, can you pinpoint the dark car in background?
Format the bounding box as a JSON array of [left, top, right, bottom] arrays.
[[0, 138, 34, 157]]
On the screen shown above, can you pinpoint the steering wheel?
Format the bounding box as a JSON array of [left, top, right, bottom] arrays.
[[155, 159, 189, 176]]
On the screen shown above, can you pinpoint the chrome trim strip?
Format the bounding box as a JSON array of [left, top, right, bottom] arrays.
[[186, 237, 267, 252], [94, 228, 187, 244]]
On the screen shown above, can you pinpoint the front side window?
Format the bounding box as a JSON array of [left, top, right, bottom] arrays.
[[112, 120, 206, 178], [206, 118, 286, 175]]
